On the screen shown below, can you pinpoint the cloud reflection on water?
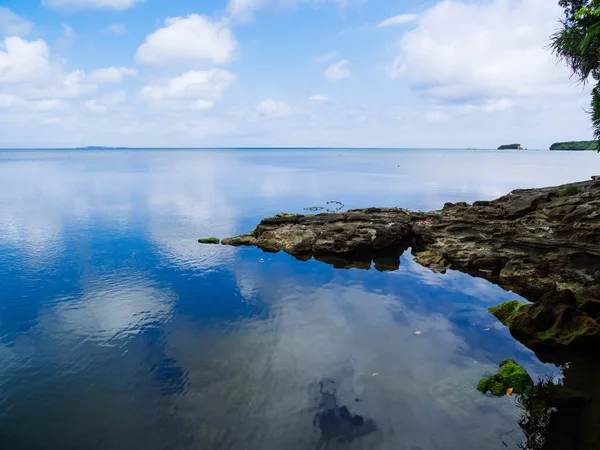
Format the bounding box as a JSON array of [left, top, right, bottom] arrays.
[[0, 149, 594, 449]]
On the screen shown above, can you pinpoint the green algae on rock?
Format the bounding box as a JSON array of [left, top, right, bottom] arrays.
[[222, 235, 258, 247], [488, 289, 600, 349], [198, 237, 220, 244], [477, 359, 534, 396], [488, 300, 528, 325]]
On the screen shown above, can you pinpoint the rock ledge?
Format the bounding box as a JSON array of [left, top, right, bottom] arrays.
[[215, 178, 600, 353]]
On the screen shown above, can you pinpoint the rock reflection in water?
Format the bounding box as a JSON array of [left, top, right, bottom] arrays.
[[511, 357, 600, 450], [295, 244, 410, 272]]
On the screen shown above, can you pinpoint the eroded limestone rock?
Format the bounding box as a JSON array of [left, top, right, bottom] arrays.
[[215, 178, 600, 352]]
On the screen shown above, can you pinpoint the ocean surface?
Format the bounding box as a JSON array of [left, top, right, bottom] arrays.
[[0, 149, 599, 450]]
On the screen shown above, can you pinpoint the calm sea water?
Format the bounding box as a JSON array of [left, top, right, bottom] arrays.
[[0, 149, 599, 450]]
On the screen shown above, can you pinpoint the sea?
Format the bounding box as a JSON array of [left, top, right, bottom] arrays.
[[0, 148, 599, 450]]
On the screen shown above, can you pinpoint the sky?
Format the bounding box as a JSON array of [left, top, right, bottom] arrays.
[[0, 0, 594, 148]]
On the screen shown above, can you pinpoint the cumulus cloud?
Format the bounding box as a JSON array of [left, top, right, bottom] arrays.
[[139, 70, 236, 110], [88, 67, 136, 84], [391, 0, 572, 109], [0, 37, 50, 83], [0, 7, 33, 37], [377, 13, 417, 28], [256, 99, 293, 117], [44, 0, 145, 11], [324, 59, 351, 81], [0, 35, 139, 118], [136, 15, 237, 67], [24, 69, 98, 99], [85, 91, 127, 113], [309, 94, 328, 101]]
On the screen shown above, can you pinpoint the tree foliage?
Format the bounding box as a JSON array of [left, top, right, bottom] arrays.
[[550, 140, 598, 149], [552, 0, 600, 151], [498, 143, 522, 150]]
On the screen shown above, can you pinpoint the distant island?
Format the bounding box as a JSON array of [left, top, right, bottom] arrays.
[[498, 144, 524, 150], [75, 146, 131, 150], [550, 141, 597, 151]]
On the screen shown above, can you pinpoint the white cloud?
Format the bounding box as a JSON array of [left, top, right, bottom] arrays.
[[88, 67, 136, 84], [18, 69, 99, 100], [0, 93, 69, 112], [85, 91, 127, 113], [227, 0, 365, 20], [0, 7, 33, 37], [324, 59, 351, 81], [392, 0, 572, 109], [309, 94, 328, 101], [44, 0, 145, 11], [312, 51, 337, 64], [377, 13, 418, 28], [256, 99, 293, 117], [140, 70, 236, 110], [421, 98, 516, 122], [55, 24, 75, 52], [459, 98, 515, 113], [0, 37, 50, 83], [105, 23, 127, 34], [423, 110, 450, 122], [50, 283, 174, 343], [0, 36, 137, 118], [136, 15, 237, 67]]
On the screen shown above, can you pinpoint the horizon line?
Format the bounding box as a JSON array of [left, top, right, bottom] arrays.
[[0, 146, 551, 151]]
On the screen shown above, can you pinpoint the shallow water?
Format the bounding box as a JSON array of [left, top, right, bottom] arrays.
[[0, 149, 599, 450]]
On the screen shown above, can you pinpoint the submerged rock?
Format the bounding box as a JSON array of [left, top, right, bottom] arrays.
[[477, 359, 534, 396], [313, 379, 377, 448], [218, 178, 600, 352]]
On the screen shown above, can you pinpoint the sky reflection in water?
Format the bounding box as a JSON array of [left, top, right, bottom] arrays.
[[0, 149, 599, 450]]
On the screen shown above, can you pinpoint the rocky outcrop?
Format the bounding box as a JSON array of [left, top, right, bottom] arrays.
[[214, 177, 600, 352], [221, 209, 418, 270]]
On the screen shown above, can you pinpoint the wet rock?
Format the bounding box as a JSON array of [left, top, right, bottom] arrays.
[[468, 255, 503, 271], [198, 237, 220, 244], [488, 300, 528, 325], [488, 289, 600, 348], [477, 359, 534, 396], [579, 300, 600, 320], [549, 387, 593, 409], [412, 249, 449, 273], [223, 208, 415, 263]]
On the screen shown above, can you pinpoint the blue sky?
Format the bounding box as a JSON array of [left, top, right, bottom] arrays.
[[0, 0, 594, 148]]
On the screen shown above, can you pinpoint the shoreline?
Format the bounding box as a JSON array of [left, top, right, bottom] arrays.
[[205, 176, 600, 359]]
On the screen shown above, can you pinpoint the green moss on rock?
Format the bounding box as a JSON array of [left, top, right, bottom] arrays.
[[477, 359, 533, 396], [221, 235, 258, 246], [488, 300, 528, 325], [198, 237, 220, 244], [554, 185, 580, 197]]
